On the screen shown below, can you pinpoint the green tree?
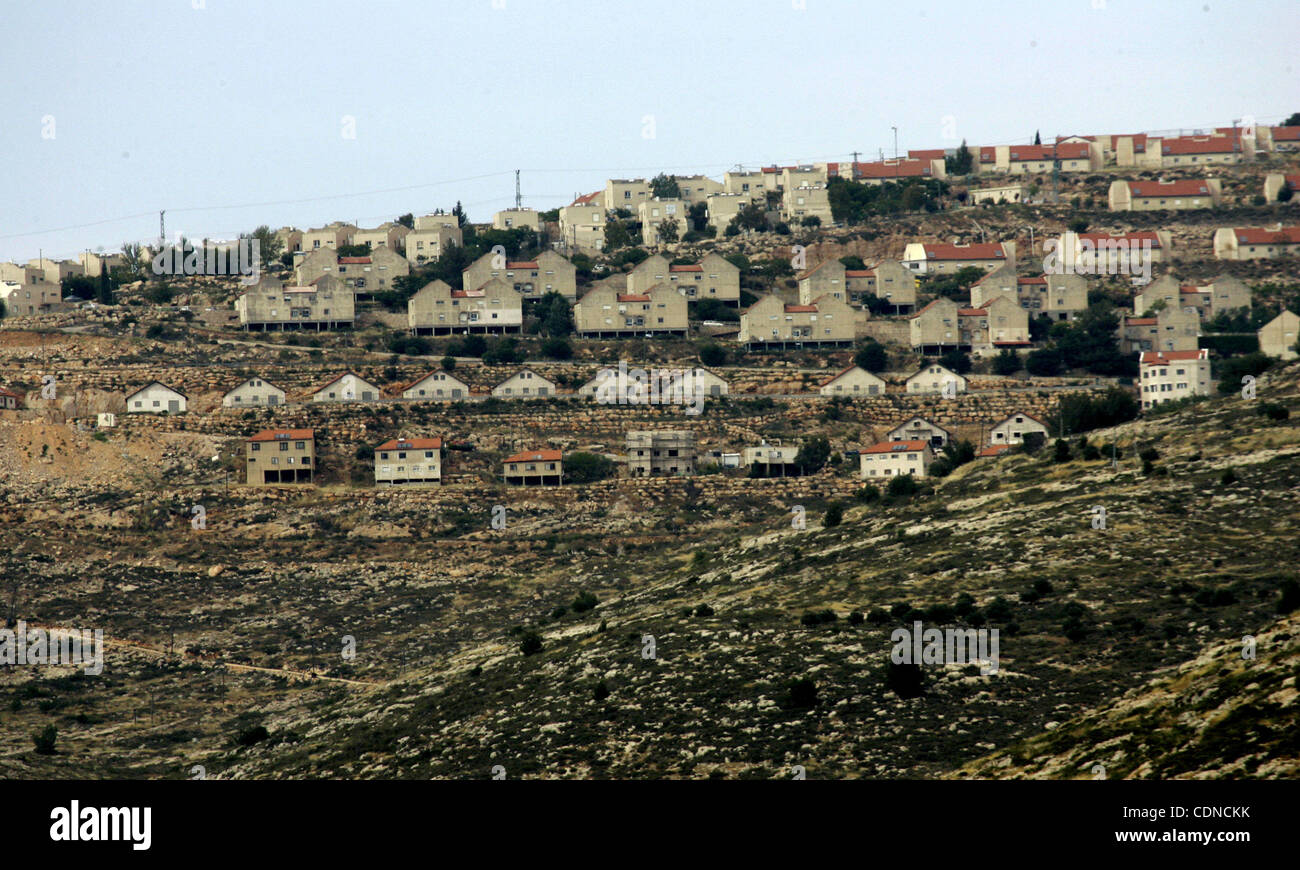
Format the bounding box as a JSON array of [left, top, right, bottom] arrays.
[[564, 452, 616, 484], [699, 343, 727, 367], [793, 435, 831, 474], [541, 337, 572, 359], [992, 348, 1020, 375], [938, 348, 972, 374], [396, 213, 414, 228], [440, 355, 456, 371], [854, 341, 888, 372], [246, 224, 284, 264], [945, 140, 973, 175], [97, 268, 114, 305], [823, 502, 843, 527], [657, 217, 680, 245], [650, 173, 681, 198]]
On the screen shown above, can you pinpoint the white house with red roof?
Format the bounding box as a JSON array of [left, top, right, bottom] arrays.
[[1263, 172, 1299, 203], [1213, 224, 1300, 260], [374, 437, 443, 486], [503, 448, 563, 486], [1271, 126, 1300, 153], [859, 439, 936, 479], [901, 241, 1015, 275], [1109, 178, 1221, 211], [1139, 349, 1211, 410], [0, 386, 23, 410]]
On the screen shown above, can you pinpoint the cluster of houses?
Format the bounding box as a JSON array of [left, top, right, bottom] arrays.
[[240, 402, 1059, 490]]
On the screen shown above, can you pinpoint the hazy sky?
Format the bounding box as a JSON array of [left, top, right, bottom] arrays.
[[1, 0, 1296, 261]]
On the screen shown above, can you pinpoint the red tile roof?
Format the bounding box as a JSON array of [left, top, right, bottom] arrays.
[[617, 293, 650, 303], [1161, 136, 1237, 156], [1273, 126, 1300, 141], [908, 149, 946, 160], [670, 264, 703, 272], [505, 448, 562, 463], [978, 444, 1015, 457], [376, 437, 442, 450], [1140, 350, 1207, 365], [862, 440, 929, 454], [958, 308, 987, 316], [844, 269, 875, 278], [1008, 143, 1090, 161], [1018, 276, 1047, 285], [506, 261, 538, 269], [1129, 180, 1213, 197], [921, 243, 1007, 260], [1231, 226, 1300, 245], [0, 387, 23, 400], [338, 256, 371, 264], [1125, 317, 1157, 326], [571, 191, 601, 205], [250, 428, 314, 442], [784, 304, 818, 313], [855, 159, 934, 179]]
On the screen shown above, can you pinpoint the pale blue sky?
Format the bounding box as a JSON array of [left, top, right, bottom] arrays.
[[1, 0, 1296, 261]]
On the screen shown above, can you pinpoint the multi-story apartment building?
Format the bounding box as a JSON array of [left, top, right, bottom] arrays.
[[300, 222, 356, 251], [1138, 349, 1211, 410], [235, 276, 355, 330], [1135, 275, 1250, 320], [674, 174, 724, 205], [407, 277, 522, 335], [638, 198, 689, 246], [606, 179, 652, 212], [626, 430, 696, 477], [627, 253, 741, 305], [573, 284, 689, 338], [295, 247, 409, 293], [492, 208, 541, 230], [246, 428, 315, 485], [705, 193, 751, 230], [559, 195, 607, 250], [797, 259, 847, 304], [738, 293, 855, 349], [0, 279, 62, 317], [462, 250, 577, 302], [844, 260, 917, 314], [1118, 306, 1200, 354], [374, 437, 442, 486], [1258, 310, 1299, 361], [781, 185, 833, 224], [353, 222, 410, 253], [1052, 230, 1172, 271], [971, 266, 1088, 321]]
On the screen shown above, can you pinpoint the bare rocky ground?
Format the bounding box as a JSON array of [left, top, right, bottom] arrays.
[[1, 348, 1296, 778]]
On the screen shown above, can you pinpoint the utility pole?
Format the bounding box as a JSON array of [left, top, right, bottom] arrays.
[[159, 211, 166, 248], [515, 169, 522, 209], [851, 150, 861, 180], [892, 127, 899, 181]]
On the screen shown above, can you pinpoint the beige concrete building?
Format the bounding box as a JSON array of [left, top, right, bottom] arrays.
[[295, 246, 409, 292], [971, 267, 1088, 321], [741, 443, 799, 475], [1118, 306, 1200, 354], [407, 277, 522, 335], [674, 175, 724, 204], [626, 430, 696, 477], [797, 259, 847, 305], [722, 170, 768, 198], [887, 417, 950, 449], [275, 227, 303, 255], [967, 183, 1030, 204], [1139, 349, 1211, 410], [222, 376, 286, 407], [988, 411, 1049, 446], [738, 293, 855, 349], [1213, 225, 1300, 260], [246, 428, 315, 485], [624, 253, 741, 304], [559, 198, 607, 251], [1109, 178, 1221, 211], [235, 276, 355, 330], [405, 224, 462, 264], [905, 363, 967, 395], [1052, 231, 1172, 272], [301, 223, 356, 252], [1263, 172, 1299, 202], [901, 241, 1014, 275], [607, 179, 652, 213], [401, 369, 471, 400], [1136, 275, 1251, 320], [375, 437, 442, 486], [781, 185, 833, 224], [1258, 310, 1300, 360], [819, 365, 886, 397], [845, 260, 917, 313], [859, 440, 936, 479], [908, 298, 961, 350], [0, 279, 62, 316], [705, 193, 752, 230], [26, 257, 85, 283], [353, 222, 410, 253], [574, 284, 689, 338], [503, 448, 563, 486], [910, 295, 1031, 356], [492, 368, 557, 399], [493, 208, 541, 230], [310, 372, 382, 403], [638, 198, 689, 246], [462, 250, 576, 302], [76, 251, 126, 277], [1159, 135, 1248, 166], [125, 381, 187, 414]]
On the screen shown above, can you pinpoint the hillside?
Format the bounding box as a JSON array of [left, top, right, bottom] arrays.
[[2, 358, 1294, 779]]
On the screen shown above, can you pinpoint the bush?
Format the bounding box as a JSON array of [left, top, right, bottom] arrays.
[[854, 341, 888, 373], [1220, 468, 1237, 486], [694, 603, 714, 617], [866, 608, 891, 625], [985, 596, 1014, 622], [855, 484, 880, 502], [564, 452, 616, 484], [593, 681, 610, 701], [885, 661, 924, 699], [1257, 402, 1290, 421], [1277, 579, 1300, 615], [1053, 439, 1071, 463], [887, 474, 919, 497], [823, 502, 843, 527], [800, 609, 837, 627], [440, 355, 456, 371], [236, 725, 269, 747], [540, 337, 572, 360], [31, 725, 57, 755], [572, 591, 598, 613], [519, 632, 543, 655], [992, 349, 1021, 376], [698, 343, 727, 367], [848, 610, 864, 626], [782, 677, 818, 710]]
